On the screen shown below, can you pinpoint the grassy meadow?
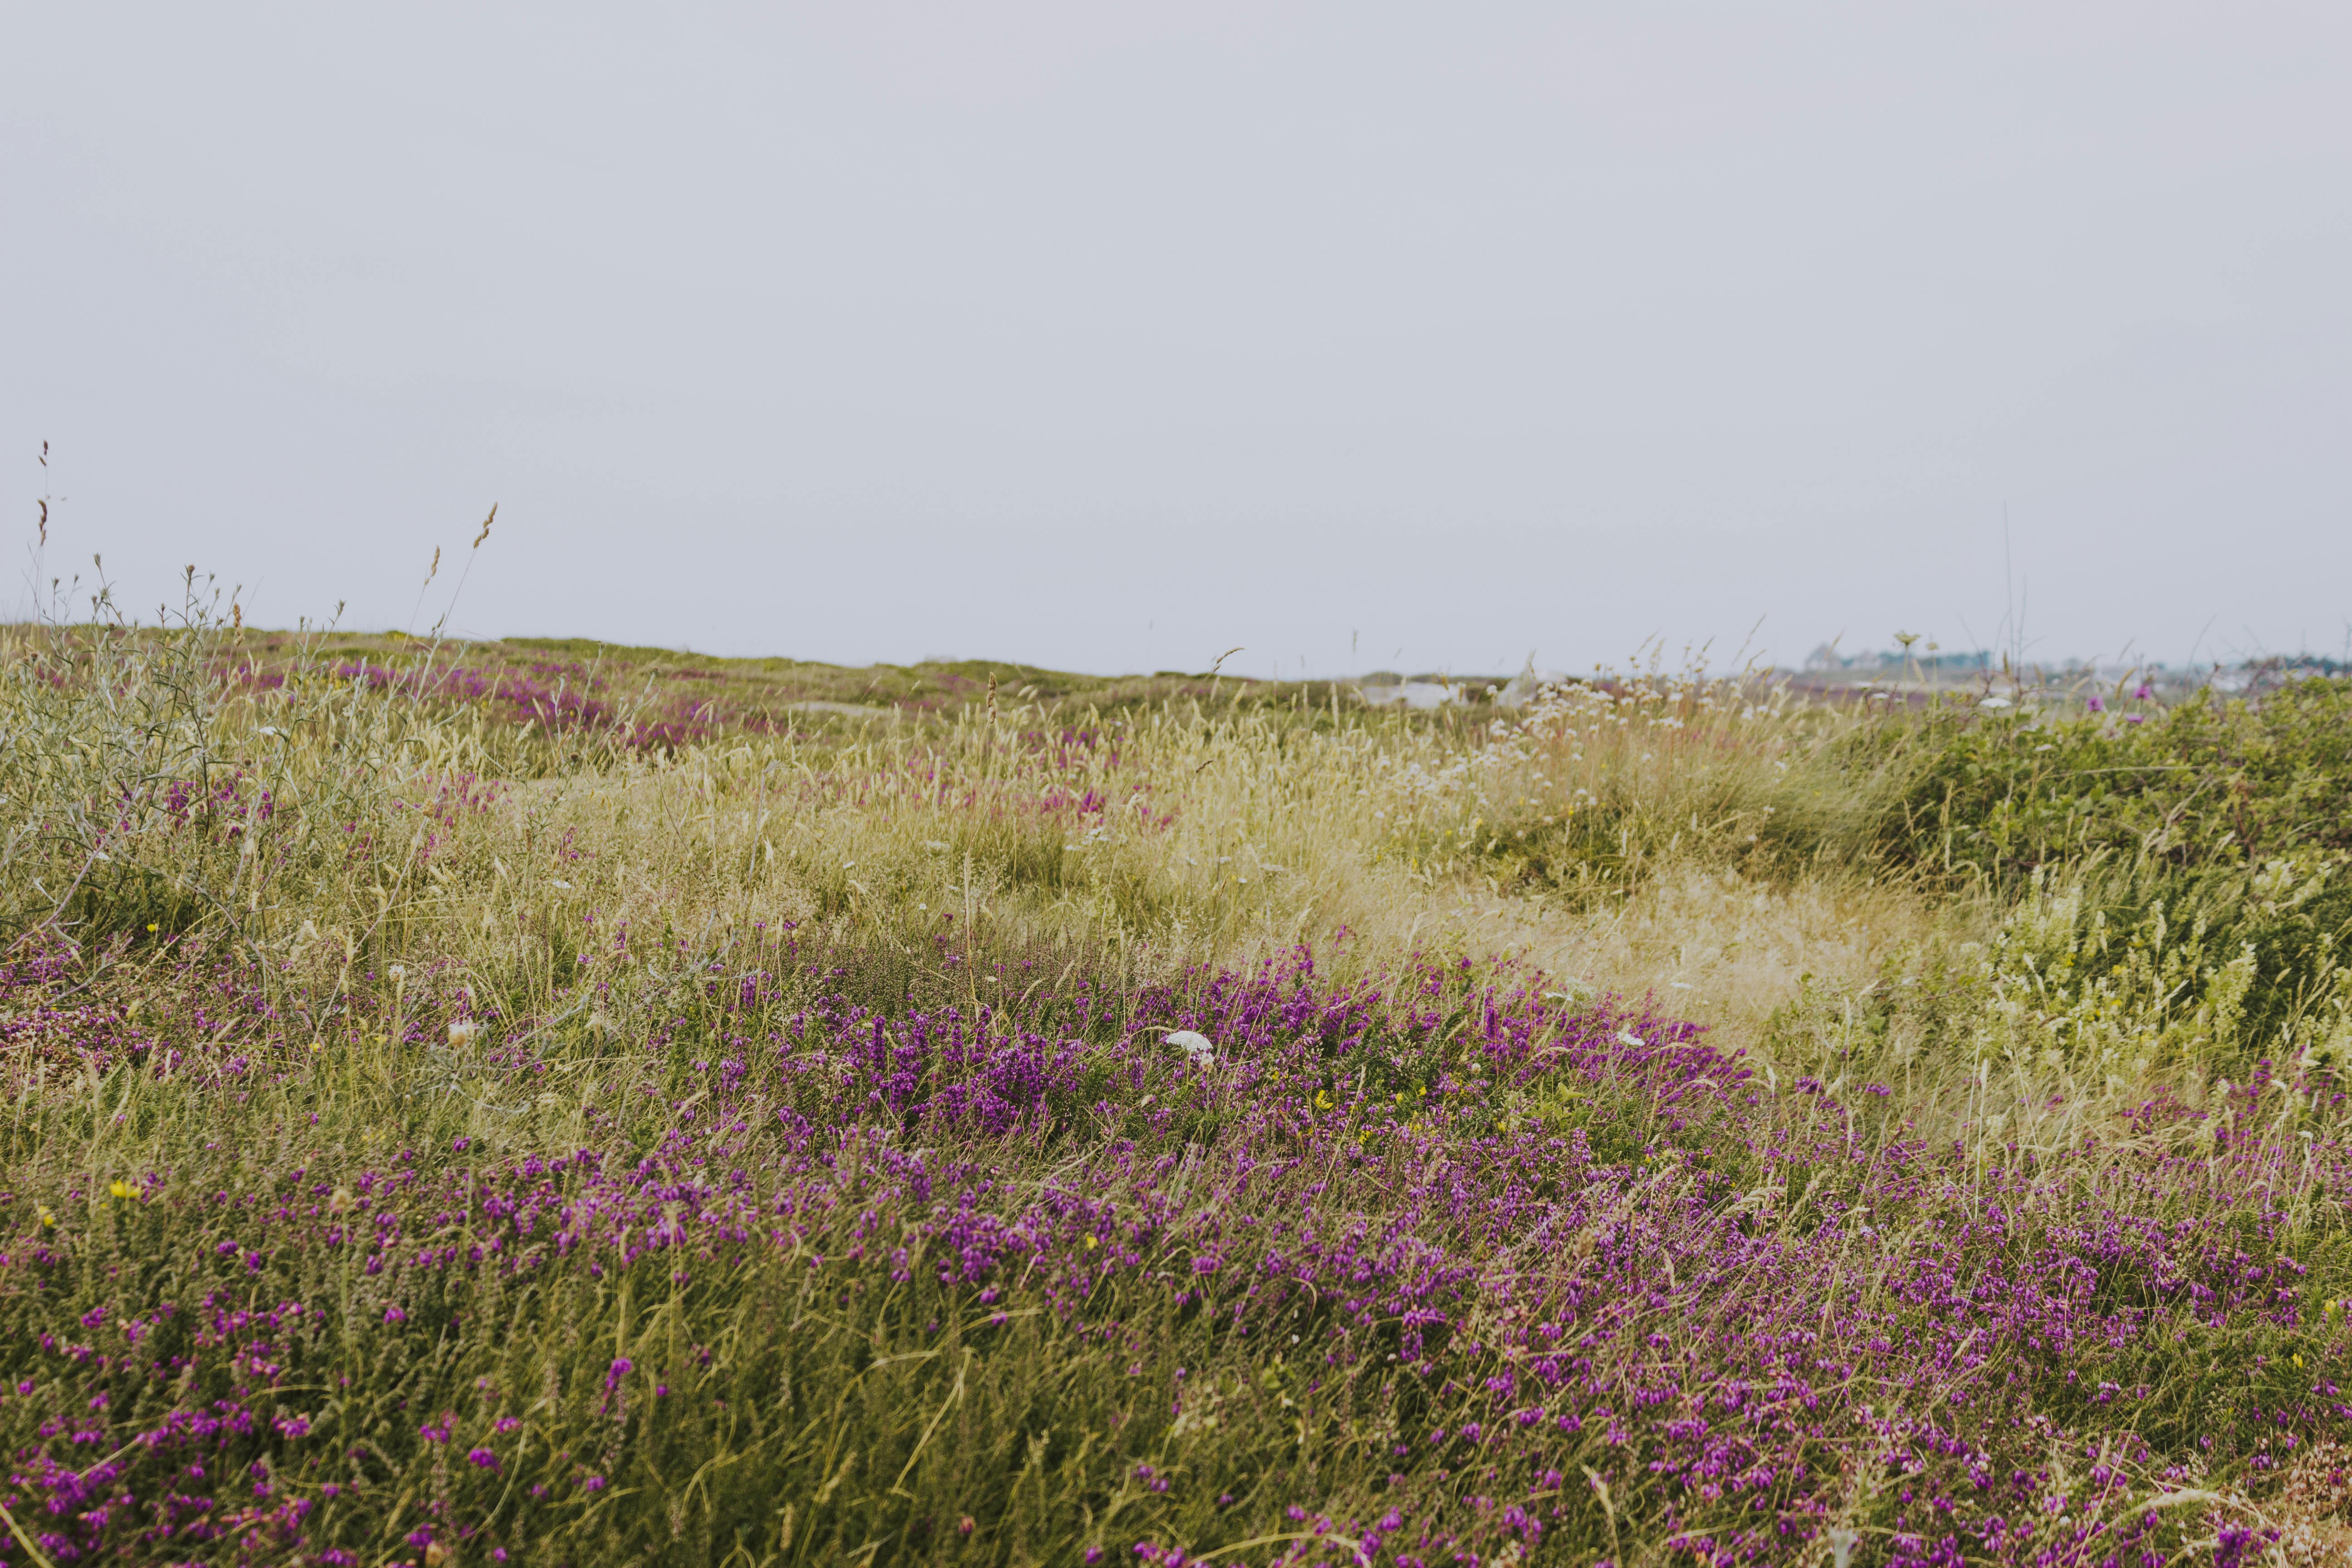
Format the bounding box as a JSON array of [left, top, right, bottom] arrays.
[[5, 601, 2352, 1567]]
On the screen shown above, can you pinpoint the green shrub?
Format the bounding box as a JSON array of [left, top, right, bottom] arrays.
[[1871, 678, 2352, 882]]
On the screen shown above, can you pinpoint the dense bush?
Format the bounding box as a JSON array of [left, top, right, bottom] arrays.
[[1871, 679, 2352, 882]]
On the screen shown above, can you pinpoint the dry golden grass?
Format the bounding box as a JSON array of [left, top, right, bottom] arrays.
[[1416, 864, 1965, 1055], [210, 662, 1965, 1105], [0, 610, 2160, 1110], [11, 611, 2352, 1565]]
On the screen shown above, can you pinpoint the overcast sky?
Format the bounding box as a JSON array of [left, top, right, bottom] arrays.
[[5, 4, 2348, 676]]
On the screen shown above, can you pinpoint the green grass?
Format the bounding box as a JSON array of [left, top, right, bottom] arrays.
[[9, 603, 2352, 1565]]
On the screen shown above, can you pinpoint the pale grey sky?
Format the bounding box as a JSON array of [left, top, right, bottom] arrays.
[[5, 3, 2348, 676]]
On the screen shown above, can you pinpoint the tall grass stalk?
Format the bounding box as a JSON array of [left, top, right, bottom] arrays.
[[6, 619, 2350, 1565]]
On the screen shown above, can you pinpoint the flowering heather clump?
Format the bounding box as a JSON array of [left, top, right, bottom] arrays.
[[3, 938, 2350, 1566], [328, 658, 730, 750]]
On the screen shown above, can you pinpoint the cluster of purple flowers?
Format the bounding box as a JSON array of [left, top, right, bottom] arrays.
[[326, 659, 724, 750], [2, 941, 2344, 1563]]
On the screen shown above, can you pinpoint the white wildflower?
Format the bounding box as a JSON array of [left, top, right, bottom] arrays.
[[1164, 1030, 1215, 1065]]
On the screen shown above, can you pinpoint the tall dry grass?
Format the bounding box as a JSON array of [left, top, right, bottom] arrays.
[[11, 601, 2348, 1565], [1, 599, 1975, 1077]]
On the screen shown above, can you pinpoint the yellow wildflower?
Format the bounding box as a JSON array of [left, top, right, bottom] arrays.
[[109, 1180, 137, 1202], [37, 1204, 56, 1228]]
